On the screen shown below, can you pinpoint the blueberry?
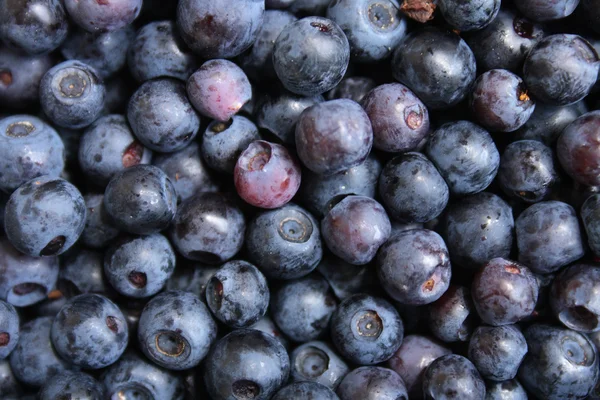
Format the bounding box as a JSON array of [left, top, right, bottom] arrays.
[[468, 325, 528, 381], [205, 260, 269, 328], [557, 111, 600, 186], [256, 91, 324, 145], [518, 324, 599, 400], [438, 0, 500, 31], [336, 366, 408, 400], [485, 379, 528, 400], [322, 195, 391, 265], [0, 359, 22, 398], [187, 59, 252, 122], [0, 300, 18, 359], [59, 248, 109, 297], [515, 201, 585, 274], [316, 253, 378, 301], [470, 69, 536, 133], [422, 354, 486, 400], [61, 26, 135, 79], [104, 234, 176, 298], [51, 293, 128, 369], [39, 371, 104, 400], [127, 78, 200, 153], [326, 0, 407, 62], [246, 203, 322, 280], [169, 192, 246, 264], [128, 21, 199, 83], [515, 0, 581, 21], [387, 334, 451, 398], [101, 351, 185, 400], [201, 116, 261, 174], [498, 140, 558, 203], [0, 47, 54, 109], [40, 60, 105, 129], [465, 8, 545, 73], [138, 290, 217, 370], [4, 176, 86, 257], [361, 83, 429, 153], [204, 329, 290, 400], [273, 381, 340, 400], [80, 194, 121, 248], [391, 27, 476, 110], [177, 0, 264, 59], [428, 285, 478, 343], [9, 316, 75, 387], [153, 142, 219, 202], [290, 341, 349, 389], [78, 114, 152, 187], [378, 229, 451, 305], [64, 0, 142, 33], [379, 152, 449, 223], [0, 115, 65, 193], [272, 273, 338, 342], [442, 192, 514, 269], [523, 34, 599, 106], [239, 10, 298, 82], [273, 17, 350, 96], [234, 140, 302, 209], [0, 0, 69, 55], [426, 121, 499, 196], [582, 194, 600, 257], [331, 294, 403, 365], [103, 165, 177, 235], [550, 264, 600, 333], [514, 101, 588, 146], [326, 76, 376, 103]]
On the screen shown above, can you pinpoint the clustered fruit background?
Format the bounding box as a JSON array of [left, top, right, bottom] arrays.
[[1, 0, 600, 399]]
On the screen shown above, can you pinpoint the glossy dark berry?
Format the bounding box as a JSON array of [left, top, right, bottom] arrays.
[[39, 371, 104, 400], [331, 294, 404, 365], [422, 354, 486, 400], [378, 228, 451, 305], [426, 121, 499, 196], [187, 59, 252, 122], [428, 285, 478, 343], [204, 329, 290, 400], [387, 335, 451, 398], [273, 16, 350, 96], [0, 300, 18, 359], [273, 381, 340, 400], [40, 60, 105, 129], [485, 379, 528, 400], [550, 264, 600, 333], [234, 140, 302, 209], [290, 341, 349, 389], [518, 324, 599, 400], [498, 140, 558, 203], [169, 192, 246, 264], [379, 152, 449, 223], [523, 34, 600, 106], [78, 114, 152, 186], [104, 233, 176, 298], [103, 164, 177, 235], [362, 83, 430, 153], [0, 47, 53, 108], [51, 293, 128, 369], [0, 0, 69, 55], [468, 325, 527, 381], [326, 0, 407, 62], [246, 203, 322, 280], [296, 99, 373, 175], [515, 201, 585, 274], [176, 0, 264, 59], [557, 111, 600, 187], [515, 0, 580, 21], [5, 176, 86, 257], [64, 0, 142, 33], [0, 115, 65, 193], [201, 116, 261, 174], [272, 273, 338, 342], [138, 290, 217, 370], [582, 194, 600, 257], [128, 20, 198, 83], [391, 27, 476, 110], [337, 366, 408, 400], [127, 78, 200, 153], [438, 0, 500, 31], [205, 260, 269, 328]]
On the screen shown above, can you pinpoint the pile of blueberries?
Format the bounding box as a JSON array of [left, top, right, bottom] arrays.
[[2, 0, 600, 398]]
